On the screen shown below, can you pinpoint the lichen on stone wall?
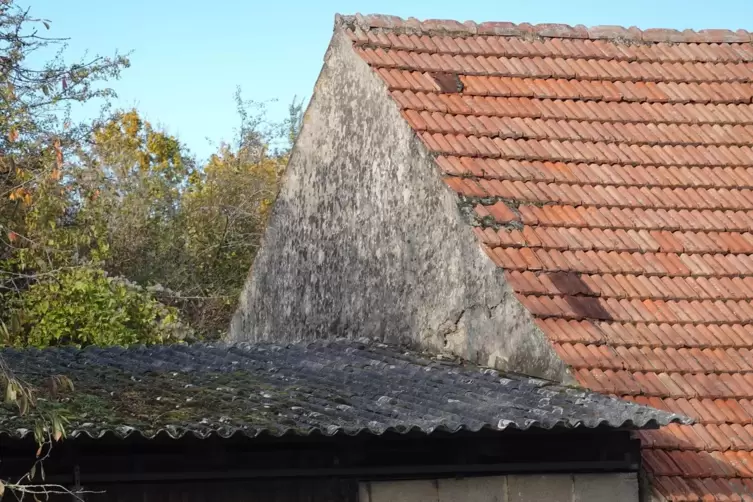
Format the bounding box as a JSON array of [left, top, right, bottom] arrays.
[[230, 27, 569, 382]]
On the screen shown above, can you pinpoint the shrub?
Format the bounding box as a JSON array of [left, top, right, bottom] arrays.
[[3, 267, 191, 347]]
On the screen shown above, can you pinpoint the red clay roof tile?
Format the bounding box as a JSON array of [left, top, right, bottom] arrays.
[[346, 13, 753, 499]]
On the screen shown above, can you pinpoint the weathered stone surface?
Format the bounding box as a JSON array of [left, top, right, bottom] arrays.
[[229, 27, 568, 381]]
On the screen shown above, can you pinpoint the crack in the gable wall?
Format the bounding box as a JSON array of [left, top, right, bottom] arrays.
[[436, 299, 503, 352], [436, 305, 481, 358], [433, 299, 576, 383]]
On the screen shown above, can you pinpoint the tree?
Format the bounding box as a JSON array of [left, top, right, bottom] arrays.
[[0, 0, 308, 497], [0, 0, 306, 345], [0, 0, 128, 266], [174, 89, 300, 336], [73, 91, 303, 338], [75, 109, 196, 286], [0, 3, 181, 497], [0, 1, 188, 348]]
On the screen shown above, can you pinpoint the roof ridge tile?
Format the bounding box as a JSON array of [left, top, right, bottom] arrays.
[[335, 13, 753, 44]]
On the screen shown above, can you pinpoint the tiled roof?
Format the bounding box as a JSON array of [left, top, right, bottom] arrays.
[[0, 339, 683, 440], [340, 13, 753, 501]]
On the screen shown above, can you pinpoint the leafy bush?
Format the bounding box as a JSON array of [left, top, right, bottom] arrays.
[[3, 267, 190, 347], [0, 0, 302, 344]]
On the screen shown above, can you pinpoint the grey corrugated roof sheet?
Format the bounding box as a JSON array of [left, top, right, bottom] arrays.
[[0, 339, 690, 440]]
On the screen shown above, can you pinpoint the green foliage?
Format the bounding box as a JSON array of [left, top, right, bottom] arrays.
[[0, 2, 304, 497], [67, 91, 301, 339], [0, 0, 129, 262], [75, 109, 196, 287], [4, 267, 189, 347], [0, 1, 305, 346]]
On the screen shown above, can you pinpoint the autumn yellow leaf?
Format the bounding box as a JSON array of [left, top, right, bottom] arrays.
[[9, 187, 32, 205], [8, 127, 18, 142], [54, 138, 63, 168]]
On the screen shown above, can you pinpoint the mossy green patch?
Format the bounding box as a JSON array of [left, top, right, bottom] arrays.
[[2, 368, 304, 436]]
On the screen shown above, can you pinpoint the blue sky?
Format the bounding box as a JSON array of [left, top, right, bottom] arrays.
[[31, 0, 753, 161]]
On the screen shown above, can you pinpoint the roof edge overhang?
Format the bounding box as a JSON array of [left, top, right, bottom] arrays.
[[0, 427, 645, 484]]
